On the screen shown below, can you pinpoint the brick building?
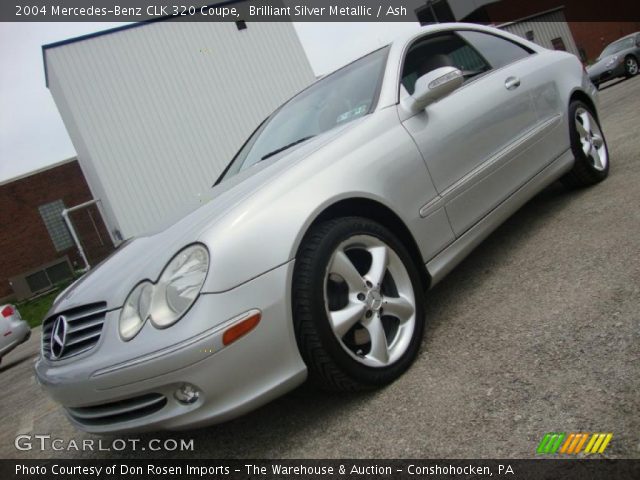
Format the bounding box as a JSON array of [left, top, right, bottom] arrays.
[[563, 22, 640, 63], [0, 159, 114, 301]]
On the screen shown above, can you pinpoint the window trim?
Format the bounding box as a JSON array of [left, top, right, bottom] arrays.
[[396, 28, 536, 104], [398, 30, 492, 100]]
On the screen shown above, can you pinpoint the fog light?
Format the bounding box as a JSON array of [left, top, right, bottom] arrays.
[[174, 384, 200, 405]]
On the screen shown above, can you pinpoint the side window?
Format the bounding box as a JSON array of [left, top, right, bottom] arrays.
[[401, 33, 491, 95], [458, 31, 532, 69]]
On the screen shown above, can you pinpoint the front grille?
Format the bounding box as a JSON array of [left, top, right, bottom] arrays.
[[66, 393, 167, 426], [42, 302, 107, 360]]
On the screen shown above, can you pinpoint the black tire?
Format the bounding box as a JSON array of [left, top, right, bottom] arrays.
[[292, 217, 425, 391], [624, 55, 638, 78], [561, 100, 610, 188]]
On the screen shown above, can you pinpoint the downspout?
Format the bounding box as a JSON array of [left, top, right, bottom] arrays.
[[61, 199, 102, 273]]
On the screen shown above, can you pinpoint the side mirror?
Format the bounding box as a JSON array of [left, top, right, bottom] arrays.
[[402, 66, 464, 113]]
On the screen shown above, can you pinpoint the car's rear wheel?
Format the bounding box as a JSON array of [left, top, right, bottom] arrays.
[[293, 217, 425, 391], [561, 101, 609, 188], [624, 56, 638, 77]]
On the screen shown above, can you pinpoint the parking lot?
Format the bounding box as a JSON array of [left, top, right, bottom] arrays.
[[1, 76, 639, 460]]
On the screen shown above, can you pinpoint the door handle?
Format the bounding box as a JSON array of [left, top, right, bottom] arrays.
[[505, 76, 521, 90]]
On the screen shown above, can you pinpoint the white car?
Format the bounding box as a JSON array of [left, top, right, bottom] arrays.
[[0, 304, 31, 365]]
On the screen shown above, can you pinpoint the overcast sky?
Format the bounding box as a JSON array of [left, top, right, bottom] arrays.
[[0, 21, 421, 183]]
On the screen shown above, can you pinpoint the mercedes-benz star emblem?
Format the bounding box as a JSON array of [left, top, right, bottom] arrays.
[[50, 315, 68, 360]]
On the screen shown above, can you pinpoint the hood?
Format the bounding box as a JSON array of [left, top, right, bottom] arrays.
[[587, 57, 607, 72], [50, 120, 363, 313], [587, 54, 621, 73]]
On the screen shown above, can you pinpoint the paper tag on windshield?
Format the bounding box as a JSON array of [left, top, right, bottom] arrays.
[[336, 104, 368, 124]]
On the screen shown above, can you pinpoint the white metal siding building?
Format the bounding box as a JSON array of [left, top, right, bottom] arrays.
[[44, 21, 315, 242], [499, 8, 580, 58]]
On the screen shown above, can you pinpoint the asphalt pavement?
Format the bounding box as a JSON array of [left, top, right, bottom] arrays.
[[1, 76, 638, 459]]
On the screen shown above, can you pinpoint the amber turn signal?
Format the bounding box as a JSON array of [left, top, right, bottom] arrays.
[[222, 311, 261, 346]]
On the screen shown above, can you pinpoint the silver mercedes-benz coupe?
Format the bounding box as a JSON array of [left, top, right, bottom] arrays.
[[36, 23, 609, 433]]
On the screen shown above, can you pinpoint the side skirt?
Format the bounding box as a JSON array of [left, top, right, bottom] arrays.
[[425, 149, 574, 287]]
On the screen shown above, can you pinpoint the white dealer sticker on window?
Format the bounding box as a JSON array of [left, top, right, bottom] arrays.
[[336, 104, 369, 124]]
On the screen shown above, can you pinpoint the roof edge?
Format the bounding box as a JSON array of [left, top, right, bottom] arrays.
[[0, 157, 77, 187], [495, 6, 565, 28], [42, 19, 166, 88], [41, 0, 244, 88]]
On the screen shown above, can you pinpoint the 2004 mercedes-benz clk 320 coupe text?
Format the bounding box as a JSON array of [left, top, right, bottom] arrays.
[[36, 23, 609, 433]]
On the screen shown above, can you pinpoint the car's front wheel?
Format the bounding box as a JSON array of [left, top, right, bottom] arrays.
[[293, 217, 425, 391], [562, 100, 609, 188], [624, 56, 638, 77]]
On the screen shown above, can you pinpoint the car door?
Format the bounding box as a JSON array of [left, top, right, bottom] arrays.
[[399, 30, 549, 237], [461, 30, 566, 171]]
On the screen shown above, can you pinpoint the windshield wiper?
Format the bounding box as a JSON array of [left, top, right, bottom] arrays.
[[260, 135, 315, 161]]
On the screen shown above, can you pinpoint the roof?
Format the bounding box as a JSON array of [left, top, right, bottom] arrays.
[[41, 0, 243, 86], [0, 157, 77, 187], [42, 1, 244, 51]]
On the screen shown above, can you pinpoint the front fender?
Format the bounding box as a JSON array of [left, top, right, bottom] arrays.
[[197, 108, 440, 293]]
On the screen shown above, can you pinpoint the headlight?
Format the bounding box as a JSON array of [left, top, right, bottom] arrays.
[[118, 244, 209, 340], [606, 56, 618, 67], [119, 282, 153, 340], [150, 244, 209, 328]]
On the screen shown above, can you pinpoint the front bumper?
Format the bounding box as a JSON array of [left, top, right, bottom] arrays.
[[35, 260, 307, 433], [589, 62, 626, 85]]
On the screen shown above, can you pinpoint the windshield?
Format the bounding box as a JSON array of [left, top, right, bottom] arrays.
[[217, 46, 389, 183], [600, 37, 634, 58]]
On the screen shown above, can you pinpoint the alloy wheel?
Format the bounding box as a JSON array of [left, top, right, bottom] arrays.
[[575, 107, 608, 171], [626, 57, 638, 76], [324, 235, 416, 368]]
